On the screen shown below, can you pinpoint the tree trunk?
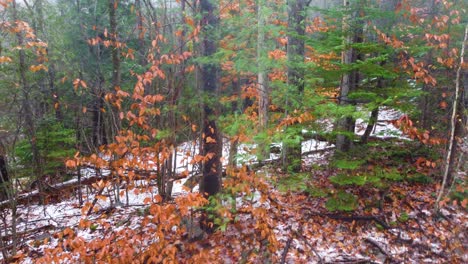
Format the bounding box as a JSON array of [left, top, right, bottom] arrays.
[[165, 0, 188, 200], [257, 0, 269, 161], [418, 0, 438, 130], [283, 0, 308, 172], [335, 0, 363, 153], [361, 108, 379, 144], [12, 0, 43, 180], [199, 0, 222, 197], [361, 0, 399, 144], [92, 78, 106, 148], [0, 155, 9, 201], [34, 0, 63, 122], [109, 0, 121, 89], [436, 23, 468, 209], [135, 0, 147, 66], [108, 0, 122, 141]]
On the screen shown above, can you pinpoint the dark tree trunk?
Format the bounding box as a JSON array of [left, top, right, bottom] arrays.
[[283, 0, 308, 172], [12, 0, 43, 180], [49, 64, 63, 122], [257, 0, 269, 161], [109, 0, 121, 89], [335, 0, 364, 153], [361, 0, 400, 144], [361, 108, 379, 144], [199, 0, 222, 197], [108, 0, 122, 140], [135, 0, 147, 66], [0, 155, 9, 201], [417, 0, 439, 130], [92, 79, 107, 147]]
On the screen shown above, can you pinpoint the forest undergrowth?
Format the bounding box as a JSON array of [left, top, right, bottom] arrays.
[[3, 140, 466, 264]]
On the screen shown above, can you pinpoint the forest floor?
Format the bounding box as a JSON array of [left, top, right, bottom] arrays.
[[3, 149, 467, 264], [1, 109, 467, 263]]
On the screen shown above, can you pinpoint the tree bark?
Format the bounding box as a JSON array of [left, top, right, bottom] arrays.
[[0, 155, 9, 201], [92, 79, 107, 148], [108, 0, 122, 140], [135, 0, 147, 66], [283, 0, 308, 172], [109, 0, 121, 89], [436, 23, 468, 210], [335, 0, 363, 152], [199, 0, 222, 197], [361, 0, 399, 144], [257, 0, 269, 161], [361, 108, 379, 144], [417, 0, 438, 130], [12, 0, 43, 179], [35, 0, 63, 122]]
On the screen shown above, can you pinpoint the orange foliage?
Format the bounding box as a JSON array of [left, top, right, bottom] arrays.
[[392, 115, 445, 145]]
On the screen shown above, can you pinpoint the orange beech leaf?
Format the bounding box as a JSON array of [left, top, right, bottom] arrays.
[[0, 56, 12, 63], [0, 1, 12, 8], [439, 101, 448, 109], [153, 94, 164, 102], [65, 159, 76, 168], [96, 195, 108, 201], [73, 79, 87, 91], [461, 199, 468, 208], [180, 170, 189, 178], [423, 131, 430, 139], [205, 152, 215, 160], [154, 195, 163, 203], [191, 155, 204, 163], [63, 227, 75, 238], [206, 136, 216, 143]]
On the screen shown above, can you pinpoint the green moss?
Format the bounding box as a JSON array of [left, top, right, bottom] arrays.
[[398, 212, 409, 222], [333, 159, 366, 170], [407, 174, 433, 184], [330, 173, 368, 186], [325, 191, 358, 212], [277, 173, 310, 192]]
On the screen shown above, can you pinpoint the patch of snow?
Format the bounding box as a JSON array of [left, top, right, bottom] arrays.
[[355, 107, 409, 140]]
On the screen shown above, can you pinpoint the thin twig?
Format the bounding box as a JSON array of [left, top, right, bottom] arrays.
[[280, 234, 293, 264], [294, 225, 323, 263], [326, 214, 390, 229], [87, 187, 106, 216], [364, 237, 391, 258], [436, 23, 468, 210]]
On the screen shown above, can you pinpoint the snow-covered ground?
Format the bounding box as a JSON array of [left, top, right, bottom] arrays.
[[355, 107, 408, 139]]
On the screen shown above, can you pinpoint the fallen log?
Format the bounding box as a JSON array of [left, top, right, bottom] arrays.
[[1, 224, 55, 242], [0, 175, 114, 209], [326, 214, 391, 229]]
